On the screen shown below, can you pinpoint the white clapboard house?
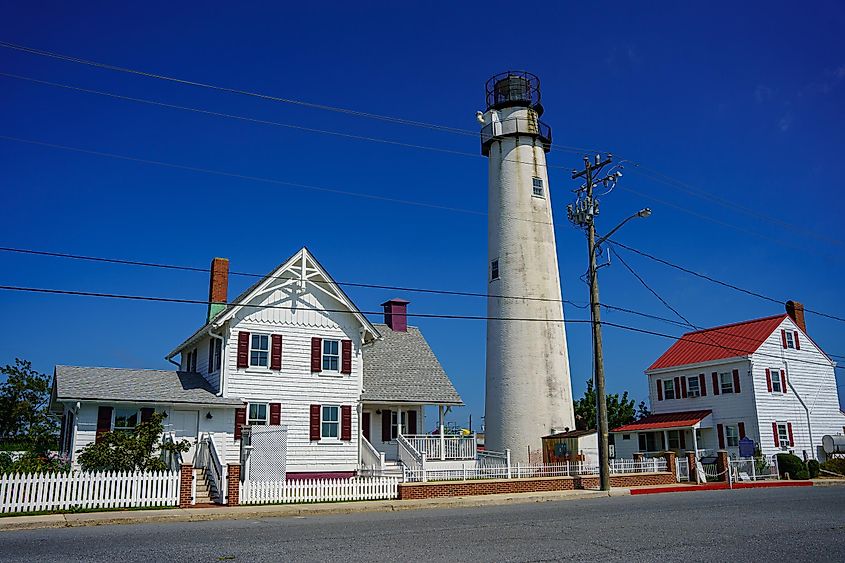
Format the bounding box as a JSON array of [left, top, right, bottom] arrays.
[[612, 302, 845, 461], [51, 247, 466, 486]]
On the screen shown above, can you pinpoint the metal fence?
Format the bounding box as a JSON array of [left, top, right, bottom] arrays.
[[729, 457, 779, 482]]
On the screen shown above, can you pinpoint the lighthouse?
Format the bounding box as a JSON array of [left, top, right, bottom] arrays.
[[480, 71, 575, 463]]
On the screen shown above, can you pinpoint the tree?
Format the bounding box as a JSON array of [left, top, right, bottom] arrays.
[[0, 359, 57, 453], [573, 378, 641, 431], [77, 412, 189, 472]]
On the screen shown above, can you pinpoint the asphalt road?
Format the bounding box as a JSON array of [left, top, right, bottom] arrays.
[[1, 487, 843, 562]]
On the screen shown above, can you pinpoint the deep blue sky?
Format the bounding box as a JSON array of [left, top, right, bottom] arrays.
[[1, 1, 844, 428]]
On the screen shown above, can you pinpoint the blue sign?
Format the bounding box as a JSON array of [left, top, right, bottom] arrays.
[[738, 437, 755, 458]]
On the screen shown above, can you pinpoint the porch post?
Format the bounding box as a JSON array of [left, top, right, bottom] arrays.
[[662, 430, 670, 452], [438, 405, 446, 461], [691, 424, 699, 456]]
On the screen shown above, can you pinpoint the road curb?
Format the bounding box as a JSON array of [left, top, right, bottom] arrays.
[[0, 488, 622, 532]]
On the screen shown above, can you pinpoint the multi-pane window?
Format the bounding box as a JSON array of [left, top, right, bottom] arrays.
[[322, 340, 340, 371], [113, 408, 139, 432], [248, 403, 268, 425], [250, 334, 270, 367], [491, 259, 500, 281], [321, 405, 339, 438], [771, 368, 782, 392], [638, 432, 661, 452], [687, 377, 701, 398], [776, 423, 790, 449], [390, 410, 407, 440], [785, 331, 795, 349], [211, 339, 222, 372], [725, 425, 739, 447], [185, 349, 197, 372], [668, 430, 681, 450], [622, 434, 631, 441], [720, 372, 734, 394], [532, 177, 545, 198], [663, 379, 676, 400]]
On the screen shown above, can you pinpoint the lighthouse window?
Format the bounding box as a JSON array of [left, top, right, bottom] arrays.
[[491, 259, 499, 281], [532, 177, 544, 198]]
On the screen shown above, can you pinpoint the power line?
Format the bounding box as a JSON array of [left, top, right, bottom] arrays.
[[0, 283, 837, 370], [608, 239, 845, 324]]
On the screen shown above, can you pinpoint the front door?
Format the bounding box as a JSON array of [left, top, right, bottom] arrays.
[[171, 410, 200, 462]]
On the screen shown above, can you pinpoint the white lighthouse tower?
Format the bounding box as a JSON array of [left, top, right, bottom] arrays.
[[480, 71, 575, 463]]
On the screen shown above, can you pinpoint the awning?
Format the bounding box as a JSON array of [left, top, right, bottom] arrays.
[[612, 410, 712, 432]]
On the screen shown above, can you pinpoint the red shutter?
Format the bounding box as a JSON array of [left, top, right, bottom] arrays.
[[341, 405, 352, 441], [341, 339, 352, 375], [269, 403, 281, 425], [674, 377, 681, 399], [699, 374, 707, 397], [732, 369, 741, 394], [772, 422, 779, 448], [362, 412, 371, 441], [712, 372, 720, 395], [309, 404, 321, 441], [766, 369, 772, 392], [681, 376, 688, 398], [717, 423, 725, 449], [140, 408, 154, 423], [96, 406, 112, 443], [656, 379, 663, 401], [382, 409, 392, 442], [679, 430, 686, 450], [270, 334, 282, 371], [407, 410, 418, 435], [237, 331, 250, 369], [781, 370, 788, 394], [787, 422, 794, 446], [738, 422, 746, 439], [234, 406, 247, 440], [311, 338, 322, 372], [781, 329, 788, 348], [793, 331, 800, 350]]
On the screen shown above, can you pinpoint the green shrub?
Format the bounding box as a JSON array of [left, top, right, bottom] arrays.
[[795, 469, 810, 480], [776, 453, 806, 479], [807, 459, 820, 478], [820, 458, 845, 476]]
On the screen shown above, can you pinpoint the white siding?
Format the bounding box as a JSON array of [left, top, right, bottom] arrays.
[[751, 317, 844, 459]]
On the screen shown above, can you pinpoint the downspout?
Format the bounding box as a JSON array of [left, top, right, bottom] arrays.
[[784, 361, 814, 460], [167, 356, 181, 368], [208, 328, 226, 397]]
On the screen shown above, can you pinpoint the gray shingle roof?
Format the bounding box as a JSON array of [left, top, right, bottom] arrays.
[[362, 324, 463, 405], [54, 366, 243, 406]]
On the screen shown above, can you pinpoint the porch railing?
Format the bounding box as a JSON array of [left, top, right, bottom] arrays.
[[196, 433, 226, 504], [404, 434, 477, 460], [396, 434, 427, 481], [161, 431, 183, 472], [360, 436, 386, 475]]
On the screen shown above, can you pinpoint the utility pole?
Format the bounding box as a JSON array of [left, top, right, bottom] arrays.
[[568, 154, 651, 492]]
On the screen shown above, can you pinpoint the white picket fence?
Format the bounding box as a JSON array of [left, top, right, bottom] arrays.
[[0, 471, 180, 514], [240, 476, 399, 505]]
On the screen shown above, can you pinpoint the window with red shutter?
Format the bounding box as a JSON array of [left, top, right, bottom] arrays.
[[681, 377, 688, 398], [781, 329, 788, 348], [406, 410, 418, 435], [311, 338, 322, 372], [717, 424, 725, 449], [699, 374, 707, 397], [656, 379, 663, 401], [781, 370, 788, 394], [766, 369, 772, 392], [309, 404, 321, 441], [237, 332, 250, 369], [793, 331, 800, 350], [732, 369, 741, 394], [341, 405, 352, 441], [787, 422, 795, 446], [381, 409, 392, 442], [269, 403, 281, 425], [712, 372, 720, 395], [772, 422, 780, 448], [270, 335, 282, 371], [341, 340, 352, 374], [738, 422, 746, 439], [234, 406, 247, 440], [96, 406, 113, 443]]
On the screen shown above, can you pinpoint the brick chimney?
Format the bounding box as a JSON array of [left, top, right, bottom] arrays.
[[786, 300, 806, 333], [382, 299, 410, 332], [208, 257, 229, 322]]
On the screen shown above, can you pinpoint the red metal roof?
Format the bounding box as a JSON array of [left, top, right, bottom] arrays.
[[647, 314, 787, 371], [613, 410, 712, 432]]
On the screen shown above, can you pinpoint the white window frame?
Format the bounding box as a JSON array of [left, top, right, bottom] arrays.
[[249, 333, 270, 368], [687, 376, 701, 398], [663, 379, 676, 400], [113, 407, 140, 432], [322, 340, 340, 372], [784, 331, 795, 349], [491, 259, 500, 281], [725, 425, 739, 447], [532, 177, 545, 198], [776, 422, 790, 449], [667, 430, 681, 450], [390, 410, 408, 440], [210, 339, 222, 373], [719, 372, 734, 394], [622, 434, 631, 440], [771, 368, 782, 392], [321, 405, 340, 439], [247, 402, 268, 425]]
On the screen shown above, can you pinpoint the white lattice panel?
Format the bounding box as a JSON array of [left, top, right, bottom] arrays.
[[249, 426, 288, 482]]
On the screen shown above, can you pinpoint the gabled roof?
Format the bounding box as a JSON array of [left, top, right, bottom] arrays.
[[612, 410, 712, 432], [647, 314, 787, 371], [361, 324, 463, 405], [543, 429, 596, 439], [53, 365, 244, 407], [167, 247, 380, 359]]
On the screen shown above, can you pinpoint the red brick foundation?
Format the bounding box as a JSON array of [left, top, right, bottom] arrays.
[[716, 450, 729, 482], [227, 464, 240, 506], [686, 451, 698, 483], [179, 464, 193, 508], [397, 472, 676, 500]]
